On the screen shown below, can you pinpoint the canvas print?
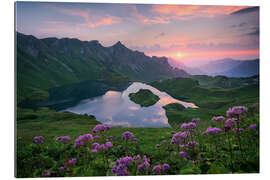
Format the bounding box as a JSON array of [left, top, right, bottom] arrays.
[[15, 1, 259, 177]]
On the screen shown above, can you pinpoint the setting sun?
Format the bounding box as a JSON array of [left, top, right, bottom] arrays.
[[177, 52, 182, 58]]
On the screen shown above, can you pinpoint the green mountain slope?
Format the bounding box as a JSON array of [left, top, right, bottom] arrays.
[[16, 32, 189, 103], [150, 77, 259, 127]]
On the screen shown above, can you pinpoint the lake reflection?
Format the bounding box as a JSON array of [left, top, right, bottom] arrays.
[[62, 82, 198, 127]]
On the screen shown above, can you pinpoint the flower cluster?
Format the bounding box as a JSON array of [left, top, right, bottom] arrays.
[[170, 132, 188, 145], [225, 118, 237, 125], [226, 106, 248, 117], [122, 131, 136, 142], [249, 124, 257, 130], [33, 136, 44, 144], [152, 165, 161, 174], [161, 140, 167, 144], [91, 141, 113, 153], [74, 134, 93, 148], [56, 136, 71, 144], [68, 158, 77, 166], [161, 163, 170, 172], [59, 158, 77, 171], [42, 170, 51, 177], [111, 156, 134, 176], [137, 155, 151, 172], [204, 127, 222, 135], [92, 124, 111, 133], [191, 118, 200, 123], [179, 151, 189, 159], [181, 122, 197, 129], [212, 116, 225, 122], [187, 141, 197, 147], [223, 118, 237, 131]]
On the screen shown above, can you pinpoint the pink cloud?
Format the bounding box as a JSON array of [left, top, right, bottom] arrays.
[[126, 5, 170, 25], [52, 6, 120, 28], [151, 5, 250, 20]]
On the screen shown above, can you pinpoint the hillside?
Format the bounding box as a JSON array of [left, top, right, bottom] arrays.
[[192, 75, 259, 88], [168, 58, 205, 75], [217, 59, 259, 77], [150, 77, 259, 127], [17, 32, 189, 103], [199, 58, 259, 77]]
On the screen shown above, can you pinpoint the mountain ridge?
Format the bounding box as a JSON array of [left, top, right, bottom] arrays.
[[17, 32, 189, 103], [168, 57, 259, 77]]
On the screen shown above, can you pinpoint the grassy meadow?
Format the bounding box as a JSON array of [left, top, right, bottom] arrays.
[[16, 76, 259, 177]]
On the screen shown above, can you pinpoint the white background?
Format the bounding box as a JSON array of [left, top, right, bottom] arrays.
[[0, 0, 269, 179]]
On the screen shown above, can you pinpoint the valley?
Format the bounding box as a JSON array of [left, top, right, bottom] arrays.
[[16, 32, 259, 177]]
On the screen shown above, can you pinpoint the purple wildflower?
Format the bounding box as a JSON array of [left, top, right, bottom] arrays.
[[111, 156, 134, 176], [170, 131, 176, 135], [156, 144, 161, 148], [92, 142, 100, 149], [212, 116, 225, 122], [224, 124, 231, 132], [170, 132, 188, 145], [179, 151, 189, 159], [226, 106, 248, 117], [94, 135, 101, 140], [187, 141, 197, 147], [152, 165, 162, 174], [181, 122, 197, 129], [105, 141, 113, 148], [92, 124, 111, 133], [122, 131, 135, 141], [249, 124, 257, 130], [162, 163, 170, 172], [204, 127, 222, 135], [138, 164, 144, 171], [100, 144, 107, 150], [133, 154, 141, 162], [133, 138, 138, 143], [192, 118, 200, 123], [108, 136, 114, 141], [180, 144, 186, 149], [33, 136, 44, 144], [226, 118, 237, 125], [68, 158, 77, 166], [161, 140, 167, 144], [143, 160, 150, 168], [59, 166, 65, 171], [92, 149, 98, 153], [74, 134, 93, 148], [136, 155, 151, 172], [252, 103, 259, 108], [56, 136, 71, 144], [42, 170, 51, 177]]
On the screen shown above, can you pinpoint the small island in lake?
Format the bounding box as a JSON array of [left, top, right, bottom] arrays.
[[129, 89, 160, 107]]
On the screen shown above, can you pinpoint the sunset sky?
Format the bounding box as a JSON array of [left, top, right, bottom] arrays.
[[16, 2, 259, 66]]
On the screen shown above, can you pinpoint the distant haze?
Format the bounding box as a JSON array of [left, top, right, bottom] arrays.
[[16, 2, 259, 64]]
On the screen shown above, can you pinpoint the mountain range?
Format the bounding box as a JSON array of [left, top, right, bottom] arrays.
[[16, 32, 189, 103], [169, 58, 259, 77]]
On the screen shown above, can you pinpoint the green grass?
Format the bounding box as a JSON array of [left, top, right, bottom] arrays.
[[17, 108, 99, 144], [16, 105, 259, 177], [17, 108, 171, 153], [129, 89, 160, 107], [150, 77, 259, 128]]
